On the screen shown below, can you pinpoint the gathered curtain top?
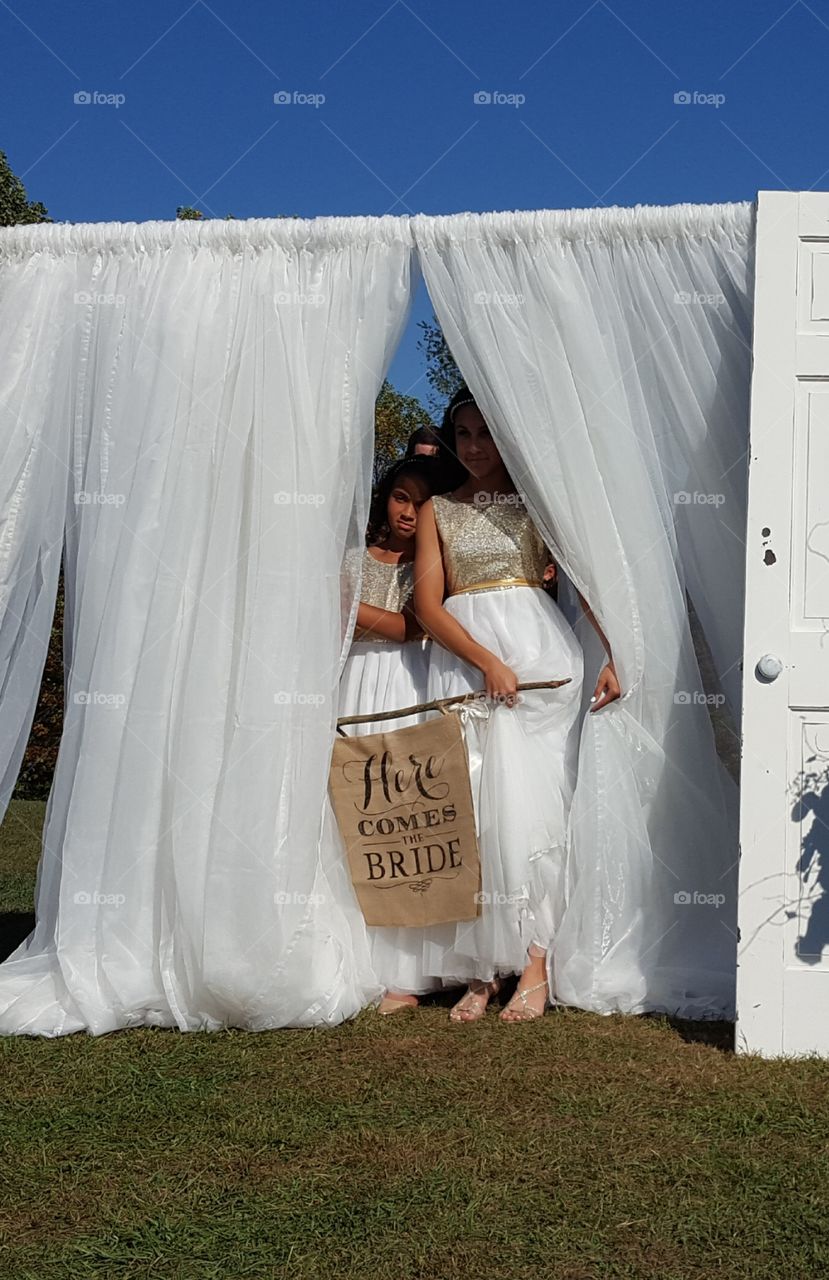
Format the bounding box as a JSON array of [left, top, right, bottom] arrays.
[[0, 199, 755, 262], [0, 213, 417, 260], [412, 199, 755, 248]]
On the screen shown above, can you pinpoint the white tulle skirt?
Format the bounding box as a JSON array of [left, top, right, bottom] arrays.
[[370, 584, 585, 994], [338, 638, 431, 737]]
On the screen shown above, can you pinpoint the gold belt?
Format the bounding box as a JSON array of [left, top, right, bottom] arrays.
[[353, 633, 428, 644], [448, 576, 543, 598]]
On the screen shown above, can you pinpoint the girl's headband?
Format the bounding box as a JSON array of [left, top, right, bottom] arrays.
[[449, 395, 476, 424]]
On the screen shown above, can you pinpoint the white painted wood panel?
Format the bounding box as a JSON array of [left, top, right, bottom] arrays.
[[737, 190, 829, 1056]]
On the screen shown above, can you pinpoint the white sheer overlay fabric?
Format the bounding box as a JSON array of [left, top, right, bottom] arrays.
[[0, 253, 74, 812], [0, 216, 416, 1034], [414, 202, 753, 1018]]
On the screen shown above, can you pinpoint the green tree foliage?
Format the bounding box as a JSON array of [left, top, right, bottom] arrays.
[[373, 380, 435, 485], [417, 315, 464, 417], [0, 149, 51, 226], [176, 208, 238, 220], [175, 207, 286, 221]]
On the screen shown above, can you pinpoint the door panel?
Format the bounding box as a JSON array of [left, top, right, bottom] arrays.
[[737, 190, 829, 1056]]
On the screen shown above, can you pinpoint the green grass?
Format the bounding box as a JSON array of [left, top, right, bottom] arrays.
[[1, 799, 828, 1280], [0, 798, 45, 914]]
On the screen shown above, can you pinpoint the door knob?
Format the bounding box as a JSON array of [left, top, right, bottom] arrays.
[[756, 654, 783, 681]]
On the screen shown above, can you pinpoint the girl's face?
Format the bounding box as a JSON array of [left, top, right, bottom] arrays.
[[386, 472, 430, 540], [453, 404, 503, 479]]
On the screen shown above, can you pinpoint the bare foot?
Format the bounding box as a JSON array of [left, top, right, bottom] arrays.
[[449, 978, 501, 1023], [379, 992, 419, 1016]]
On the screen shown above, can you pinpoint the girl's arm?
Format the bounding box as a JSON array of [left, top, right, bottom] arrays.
[[575, 589, 621, 712], [401, 600, 425, 641], [354, 602, 406, 644], [413, 499, 519, 701], [575, 590, 611, 656]]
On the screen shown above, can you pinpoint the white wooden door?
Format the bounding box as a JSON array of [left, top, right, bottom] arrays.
[[737, 189, 829, 1056]]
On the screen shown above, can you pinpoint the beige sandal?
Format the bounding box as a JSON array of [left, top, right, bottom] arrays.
[[499, 979, 549, 1022], [449, 978, 501, 1023]]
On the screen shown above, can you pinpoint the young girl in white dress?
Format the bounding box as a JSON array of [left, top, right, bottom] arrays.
[[337, 455, 443, 1015], [412, 387, 621, 1023]]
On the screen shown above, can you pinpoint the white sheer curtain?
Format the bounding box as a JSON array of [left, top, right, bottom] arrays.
[[0, 251, 74, 814], [0, 215, 416, 1035], [414, 201, 753, 1019]]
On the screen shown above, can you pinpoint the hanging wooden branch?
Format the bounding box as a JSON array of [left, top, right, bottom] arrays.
[[335, 677, 572, 735]]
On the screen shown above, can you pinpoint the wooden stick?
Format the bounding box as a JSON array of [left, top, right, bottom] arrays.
[[335, 677, 572, 734]]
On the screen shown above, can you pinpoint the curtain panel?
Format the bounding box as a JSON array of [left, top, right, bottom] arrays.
[[0, 215, 416, 1034], [413, 201, 753, 1018]]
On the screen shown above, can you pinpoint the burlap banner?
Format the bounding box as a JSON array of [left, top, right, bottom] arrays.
[[330, 680, 570, 928], [329, 706, 480, 927]]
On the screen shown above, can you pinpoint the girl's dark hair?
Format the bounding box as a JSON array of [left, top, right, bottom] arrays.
[[436, 386, 519, 495], [434, 385, 479, 492], [366, 455, 439, 545], [403, 425, 440, 457]]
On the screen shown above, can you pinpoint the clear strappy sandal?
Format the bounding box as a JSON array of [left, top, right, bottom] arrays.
[[449, 978, 501, 1023], [499, 979, 549, 1022]]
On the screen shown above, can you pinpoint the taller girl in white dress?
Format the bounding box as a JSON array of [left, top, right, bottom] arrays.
[[414, 388, 621, 1023]]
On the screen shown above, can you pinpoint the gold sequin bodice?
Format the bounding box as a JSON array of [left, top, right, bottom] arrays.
[[432, 493, 549, 596], [354, 547, 415, 643]]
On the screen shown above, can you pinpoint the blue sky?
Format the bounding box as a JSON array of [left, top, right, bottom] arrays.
[[2, 0, 827, 410]]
